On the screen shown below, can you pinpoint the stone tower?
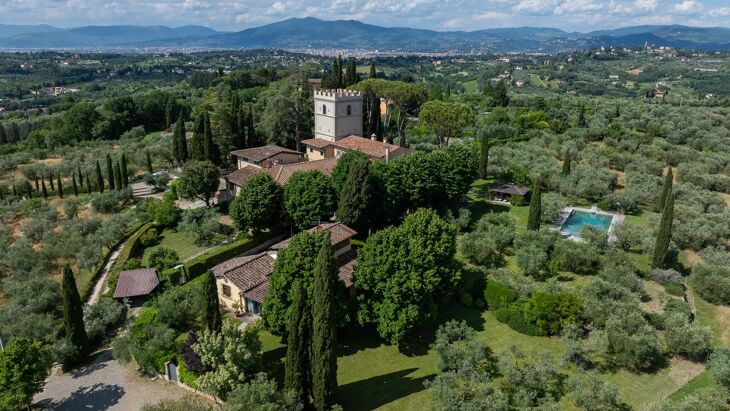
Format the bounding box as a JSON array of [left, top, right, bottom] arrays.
[[314, 89, 363, 142]]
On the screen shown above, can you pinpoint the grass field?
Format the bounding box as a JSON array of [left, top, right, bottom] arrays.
[[142, 228, 216, 263], [461, 80, 478, 93]]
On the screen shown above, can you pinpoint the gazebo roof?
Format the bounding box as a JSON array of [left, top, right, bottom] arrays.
[[114, 268, 159, 298], [491, 183, 529, 196]]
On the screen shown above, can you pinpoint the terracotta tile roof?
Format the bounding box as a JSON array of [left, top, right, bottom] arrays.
[[114, 268, 159, 298], [225, 165, 263, 187], [212, 254, 260, 276], [244, 281, 269, 304], [265, 157, 338, 185], [491, 183, 529, 196], [301, 138, 334, 149], [332, 135, 410, 159], [337, 250, 356, 288], [216, 252, 275, 294], [271, 222, 357, 250], [231, 145, 301, 162]]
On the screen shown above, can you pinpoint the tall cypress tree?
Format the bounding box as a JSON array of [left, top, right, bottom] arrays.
[[61, 266, 88, 364], [25, 181, 32, 198], [655, 167, 673, 213], [230, 92, 240, 146], [165, 95, 175, 129], [336, 55, 343, 88], [651, 188, 674, 269], [72, 174, 78, 196], [57, 174, 63, 198], [34, 176, 39, 192], [285, 281, 312, 405], [204, 113, 221, 165], [247, 105, 256, 148], [120, 154, 128, 188], [526, 179, 542, 231], [41, 177, 48, 198], [77, 165, 84, 187], [106, 153, 115, 191], [86, 172, 93, 194], [577, 105, 587, 127], [49, 171, 54, 191], [0, 124, 6, 145], [12, 184, 17, 198], [478, 128, 489, 179], [562, 149, 571, 176], [202, 271, 222, 333], [369, 61, 377, 79], [234, 104, 247, 150], [145, 151, 153, 174], [311, 233, 338, 410], [336, 158, 373, 233], [0, 186, 3, 201], [191, 114, 206, 161], [113, 161, 122, 191], [172, 113, 188, 164]]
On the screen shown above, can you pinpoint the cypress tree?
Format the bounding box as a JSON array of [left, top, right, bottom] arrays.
[[651, 188, 674, 269], [86, 173, 92, 194], [234, 104, 247, 149], [336, 158, 373, 233], [478, 128, 489, 179], [655, 167, 673, 213], [120, 154, 128, 188], [95, 161, 104, 193], [113, 161, 122, 191], [172, 113, 188, 164], [57, 174, 63, 198], [41, 177, 48, 198], [165, 95, 175, 128], [12, 184, 17, 198], [146, 150, 154, 174], [247, 105, 256, 147], [25, 180, 32, 198], [0, 186, 3, 201], [230, 92, 240, 145], [77, 165, 83, 187], [106, 153, 115, 191], [285, 281, 312, 405], [336, 55, 343, 88], [526, 179, 542, 231], [369, 61, 377, 79], [577, 105, 587, 127], [34, 176, 39, 192], [49, 171, 54, 191], [0, 124, 5, 145], [191, 114, 205, 161], [61, 266, 88, 363], [562, 149, 571, 176], [204, 113, 220, 165], [311, 233, 338, 410], [72, 174, 78, 196], [202, 271, 222, 333]]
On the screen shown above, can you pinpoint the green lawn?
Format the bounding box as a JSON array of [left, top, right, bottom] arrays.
[[142, 228, 218, 263], [461, 80, 478, 93], [666, 370, 717, 402]]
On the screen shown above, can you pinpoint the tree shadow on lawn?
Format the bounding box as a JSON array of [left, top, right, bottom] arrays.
[[336, 368, 435, 411], [398, 303, 486, 357], [36, 382, 124, 410], [466, 199, 510, 224]]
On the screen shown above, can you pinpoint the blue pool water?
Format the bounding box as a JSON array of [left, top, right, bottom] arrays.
[[560, 210, 613, 237]]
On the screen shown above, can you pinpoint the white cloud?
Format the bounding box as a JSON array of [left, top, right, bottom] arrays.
[[513, 0, 558, 15], [608, 0, 660, 15], [709, 7, 730, 16], [555, 0, 603, 15], [671, 0, 703, 15]]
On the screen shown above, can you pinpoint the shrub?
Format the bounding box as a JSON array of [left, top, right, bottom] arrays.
[[540, 192, 565, 224], [693, 262, 730, 305], [139, 227, 159, 247], [708, 348, 730, 389], [664, 299, 692, 321], [484, 281, 518, 309], [524, 291, 583, 336], [551, 240, 602, 275], [91, 191, 118, 213], [509, 194, 526, 206], [494, 302, 546, 336], [459, 293, 473, 307], [84, 297, 127, 343], [651, 268, 683, 285], [613, 221, 650, 251], [474, 298, 486, 309], [664, 282, 685, 297], [147, 247, 179, 271]]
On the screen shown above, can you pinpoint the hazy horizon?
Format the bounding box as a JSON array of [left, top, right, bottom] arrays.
[[0, 0, 729, 33]]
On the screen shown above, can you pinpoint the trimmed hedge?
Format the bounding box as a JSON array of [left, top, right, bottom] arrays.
[[494, 302, 546, 337], [484, 280, 518, 310], [183, 228, 283, 279]]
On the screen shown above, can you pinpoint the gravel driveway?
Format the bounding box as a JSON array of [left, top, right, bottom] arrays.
[[34, 350, 185, 410]]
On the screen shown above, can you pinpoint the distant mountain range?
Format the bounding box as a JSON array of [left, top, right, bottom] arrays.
[[1, 18, 730, 52]]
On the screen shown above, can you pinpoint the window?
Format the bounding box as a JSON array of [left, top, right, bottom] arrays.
[[322, 104, 327, 114], [346, 105, 352, 115], [222, 284, 231, 298]]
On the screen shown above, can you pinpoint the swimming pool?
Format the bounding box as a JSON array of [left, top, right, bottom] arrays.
[[560, 210, 614, 237]]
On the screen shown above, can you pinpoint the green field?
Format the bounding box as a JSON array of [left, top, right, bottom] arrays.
[[461, 80, 478, 93], [142, 228, 216, 263]]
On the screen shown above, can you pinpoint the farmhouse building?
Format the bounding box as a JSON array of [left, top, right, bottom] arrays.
[[213, 222, 357, 315]]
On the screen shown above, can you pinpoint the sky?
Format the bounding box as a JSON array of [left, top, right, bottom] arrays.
[[1, 0, 730, 32]]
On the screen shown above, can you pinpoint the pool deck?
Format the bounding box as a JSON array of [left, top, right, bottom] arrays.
[[551, 206, 624, 243]]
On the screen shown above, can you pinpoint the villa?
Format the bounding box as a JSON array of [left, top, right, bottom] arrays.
[[213, 222, 358, 315]]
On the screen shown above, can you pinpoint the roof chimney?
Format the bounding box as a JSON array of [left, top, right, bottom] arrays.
[[371, 133, 377, 141]]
